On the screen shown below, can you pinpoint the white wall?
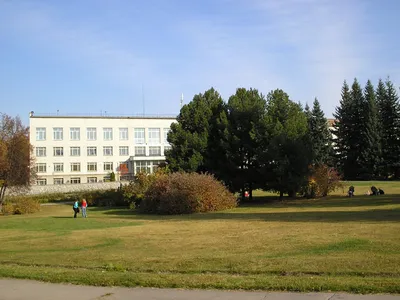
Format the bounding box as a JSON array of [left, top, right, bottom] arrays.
[[29, 115, 175, 185]]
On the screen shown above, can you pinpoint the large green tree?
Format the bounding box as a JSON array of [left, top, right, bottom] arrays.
[[376, 78, 400, 178], [166, 88, 229, 177], [358, 80, 381, 179], [260, 89, 310, 199], [226, 88, 267, 199], [306, 98, 333, 166], [332, 81, 352, 178], [333, 79, 367, 179]]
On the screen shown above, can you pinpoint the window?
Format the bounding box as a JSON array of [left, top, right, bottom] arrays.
[[119, 128, 128, 140], [104, 162, 113, 171], [36, 128, 46, 141], [54, 163, 64, 172], [87, 162, 97, 172], [87, 177, 97, 183], [53, 147, 64, 156], [70, 128, 80, 140], [87, 146, 97, 156], [71, 177, 81, 184], [53, 128, 63, 140], [36, 179, 47, 185], [164, 145, 172, 154], [149, 146, 161, 156], [148, 128, 160, 144], [135, 161, 150, 174], [70, 147, 81, 156], [103, 146, 113, 156], [134, 146, 146, 156], [71, 163, 81, 172], [119, 146, 129, 156], [164, 128, 170, 144], [87, 128, 97, 141], [35, 163, 46, 173], [134, 128, 145, 144], [103, 128, 113, 141], [88, 162, 97, 172], [54, 178, 64, 185], [35, 147, 46, 157]]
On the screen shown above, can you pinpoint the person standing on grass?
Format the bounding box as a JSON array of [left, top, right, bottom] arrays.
[[81, 198, 87, 218], [73, 200, 79, 218]]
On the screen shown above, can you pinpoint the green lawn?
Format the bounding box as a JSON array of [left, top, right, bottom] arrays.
[[0, 181, 399, 293]]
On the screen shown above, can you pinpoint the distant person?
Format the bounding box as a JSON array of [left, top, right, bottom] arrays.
[[73, 200, 79, 218], [371, 186, 379, 196], [379, 188, 385, 195], [348, 186, 355, 197], [81, 198, 88, 218]]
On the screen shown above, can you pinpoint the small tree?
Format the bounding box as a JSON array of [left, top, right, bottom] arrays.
[[0, 113, 35, 209], [109, 172, 116, 182]]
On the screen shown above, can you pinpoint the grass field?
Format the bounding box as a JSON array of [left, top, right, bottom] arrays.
[[0, 181, 399, 293]]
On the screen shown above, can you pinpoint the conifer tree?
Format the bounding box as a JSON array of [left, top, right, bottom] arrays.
[[333, 81, 352, 178], [306, 98, 333, 166], [376, 78, 400, 178], [358, 80, 381, 179]]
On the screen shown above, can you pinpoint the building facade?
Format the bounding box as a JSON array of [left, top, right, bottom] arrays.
[[29, 113, 175, 185]]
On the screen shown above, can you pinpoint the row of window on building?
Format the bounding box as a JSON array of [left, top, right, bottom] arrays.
[[35, 160, 163, 184], [37, 177, 100, 185], [36, 127, 170, 143], [35, 161, 117, 173], [35, 145, 171, 157]]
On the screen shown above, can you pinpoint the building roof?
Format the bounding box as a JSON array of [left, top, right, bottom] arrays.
[[29, 112, 176, 120]]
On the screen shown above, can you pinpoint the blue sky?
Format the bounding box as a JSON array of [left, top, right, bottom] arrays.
[[1, 0, 399, 125]]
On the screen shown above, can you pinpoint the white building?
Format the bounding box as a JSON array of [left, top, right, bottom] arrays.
[[29, 112, 175, 185]]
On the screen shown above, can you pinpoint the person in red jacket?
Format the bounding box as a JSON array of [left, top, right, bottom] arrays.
[[81, 198, 88, 218]]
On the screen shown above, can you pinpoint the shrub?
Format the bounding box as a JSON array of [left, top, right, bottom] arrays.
[[1, 202, 15, 215], [122, 168, 169, 208], [303, 165, 343, 198], [1, 197, 41, 215], [82, 189, 125, 207], [141, 172, 237, 214], [110, 172, 116, 182]]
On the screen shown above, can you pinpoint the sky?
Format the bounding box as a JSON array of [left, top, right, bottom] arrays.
[[1, 0, 400, 125]]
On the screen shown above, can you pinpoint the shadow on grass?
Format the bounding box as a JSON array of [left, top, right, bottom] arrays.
[[276, 194, 400, 209], [97, 207, 400, 223]]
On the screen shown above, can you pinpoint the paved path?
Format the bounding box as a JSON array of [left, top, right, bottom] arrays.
[[0, 279, 399, 300]]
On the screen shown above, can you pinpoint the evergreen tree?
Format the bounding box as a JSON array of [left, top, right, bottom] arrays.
[[166, 88, 229, 174], [333, 81, 352, 178], [260, 89, 311, 199], [358, 80, 381, 179], [306, 98, 333, 166], [376, 78, 400, 178], [226, 88, 267, 199]]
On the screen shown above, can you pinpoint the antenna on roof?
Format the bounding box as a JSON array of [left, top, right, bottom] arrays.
[[142, 84, 145, 116], [180, 93, 184, 109]]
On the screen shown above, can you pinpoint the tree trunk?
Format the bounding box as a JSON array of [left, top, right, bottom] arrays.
[[0, 184, 7, 210], [249, 183, 253, 201], [279, 190, 284, 200]]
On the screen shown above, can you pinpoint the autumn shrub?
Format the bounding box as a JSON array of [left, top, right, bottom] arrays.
[[122, 168, 169, 208], [303, 165, 343, 198], [141, 172, 237, 214], [1, 202, 15, 215], [1, 197, 41, 215]]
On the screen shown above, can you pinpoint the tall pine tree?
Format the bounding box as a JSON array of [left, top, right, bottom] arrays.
[[358, 80, 381, 179], [376, 78, 400, 178], [306, 98, 333, 166], [333, 81, 352, 178]]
